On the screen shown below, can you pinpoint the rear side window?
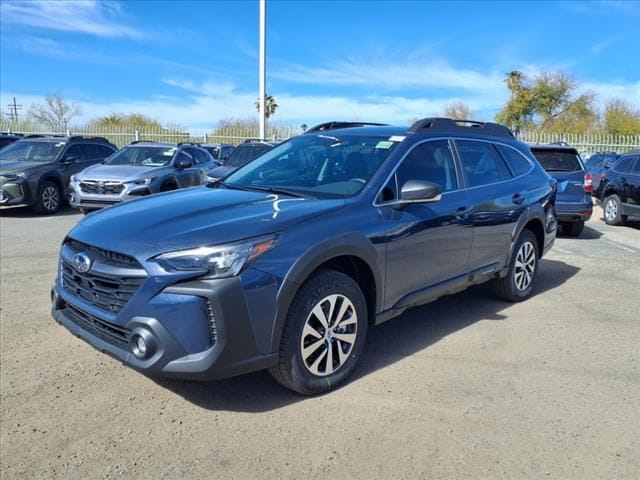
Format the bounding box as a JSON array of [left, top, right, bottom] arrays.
[[630, 157, 640, 174], [395, 140, 458, 192], [80, 144, 112, 160], [613, 156, 633, 173], [531, 149, 582, 172], [496, 145, 532, 176], [456, 140, 506, 187]]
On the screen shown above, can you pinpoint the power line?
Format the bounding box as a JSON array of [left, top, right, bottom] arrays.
[[6, 96, 22, 122]]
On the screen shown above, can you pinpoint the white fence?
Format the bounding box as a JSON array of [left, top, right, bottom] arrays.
[[1, 121, 639, 153]]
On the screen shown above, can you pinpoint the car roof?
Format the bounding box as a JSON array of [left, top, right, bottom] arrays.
[[305, 125, 408, 137], [129, 142, 177, 148]]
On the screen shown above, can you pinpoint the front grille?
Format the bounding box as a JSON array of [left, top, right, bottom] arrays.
[[66, 239, 138, 267], [80, 181, 124, 195], [65, 302, 131, 348], [61, 239, 146, 313]]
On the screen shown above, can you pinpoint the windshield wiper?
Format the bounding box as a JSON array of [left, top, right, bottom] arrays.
[[223, 183, 307, 198]]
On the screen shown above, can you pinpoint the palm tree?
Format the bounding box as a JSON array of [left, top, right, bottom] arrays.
[[255, 95, 278, 119]]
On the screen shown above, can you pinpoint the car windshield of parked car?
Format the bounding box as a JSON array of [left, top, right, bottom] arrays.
[[224, 134, 401, 198], [203, 146, 221, 159], [106, 146, 176, 167], [0, 140, 66, 163], [226, 144, 272, 168], [533, 149, 582, 172]]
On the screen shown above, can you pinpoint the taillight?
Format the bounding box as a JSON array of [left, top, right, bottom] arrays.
[[584, 172, 593, 193]]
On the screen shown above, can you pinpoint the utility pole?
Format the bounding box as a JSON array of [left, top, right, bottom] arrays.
[[259, 0, 266, 140], [7, 96, 22, 122]]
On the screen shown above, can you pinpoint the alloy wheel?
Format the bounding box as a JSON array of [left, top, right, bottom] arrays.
[[300, 294, 358, 377], [42, 186, 59, 211], [605, 199, 617, 222], [514, 241, 536, 291]]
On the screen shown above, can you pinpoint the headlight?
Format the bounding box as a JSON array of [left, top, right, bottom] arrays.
[[152, 235, 277, 278], [3, 172, 26, 181], [132, 177, 156, 185]]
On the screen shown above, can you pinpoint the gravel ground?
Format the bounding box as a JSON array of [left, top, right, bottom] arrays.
[[1, 205, 639, 479]]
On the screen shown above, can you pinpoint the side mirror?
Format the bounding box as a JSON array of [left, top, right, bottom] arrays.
[[177, 158, 192, 170], [62, 155, 79, 164], [399, 180, 442, 203]]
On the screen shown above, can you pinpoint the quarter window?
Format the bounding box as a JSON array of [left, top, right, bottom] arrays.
[[395, 140, 458, 193], [456, 140, 506, 187], [496, 145, 532, 177]]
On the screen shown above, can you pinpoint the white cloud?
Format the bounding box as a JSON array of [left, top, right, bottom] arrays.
[[582, 80, 640, 107], [0, 0, 145, 39], [590, 36, 622, 55], [272, 60, 505, 95]]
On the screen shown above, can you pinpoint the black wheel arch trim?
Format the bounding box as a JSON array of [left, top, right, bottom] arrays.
[[270, 232, 382, 353]]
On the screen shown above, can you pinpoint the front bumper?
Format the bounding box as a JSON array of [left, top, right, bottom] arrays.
[[0, 179, 32, 206], [51, 275, 278, 380], [69, 180, 152, 210]]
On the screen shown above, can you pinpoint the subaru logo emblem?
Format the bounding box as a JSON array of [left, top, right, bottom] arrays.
[[72, 252, 92, 273]]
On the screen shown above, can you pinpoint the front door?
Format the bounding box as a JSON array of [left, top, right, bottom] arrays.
[[380, 139, 474, 309]]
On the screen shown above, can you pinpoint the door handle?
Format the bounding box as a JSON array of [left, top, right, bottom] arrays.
[[512, 193, 524, 205]]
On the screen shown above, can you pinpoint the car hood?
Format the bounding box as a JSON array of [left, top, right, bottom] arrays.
[[0, 160, 48, 175], [68, 186, 345, 259], [78, 164, 167, 182]]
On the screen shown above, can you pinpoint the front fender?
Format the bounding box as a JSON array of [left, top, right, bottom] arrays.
[[269, 232, 382, 352]]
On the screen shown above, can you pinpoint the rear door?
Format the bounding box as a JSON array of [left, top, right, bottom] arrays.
[[621, 156, 640, 214], [455, 139, 525, 272], [58, 144, 87, 183]]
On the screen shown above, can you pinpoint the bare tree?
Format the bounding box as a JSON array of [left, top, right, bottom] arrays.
[[28, 92, 81, 130], [442, 100, 473, 120]]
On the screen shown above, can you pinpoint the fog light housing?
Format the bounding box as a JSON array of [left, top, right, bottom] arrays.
[[132, 334, 149, 358]]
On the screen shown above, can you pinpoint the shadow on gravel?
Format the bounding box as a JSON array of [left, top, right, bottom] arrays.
[[557, 224, 603, 240], [0, 205, 80, 218], [157, 258, 580, 412]]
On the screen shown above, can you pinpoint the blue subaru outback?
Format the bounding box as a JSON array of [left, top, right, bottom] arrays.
[[51, 118, 556, 395]]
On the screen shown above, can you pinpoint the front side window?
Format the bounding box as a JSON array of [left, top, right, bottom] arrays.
[[395, 140, 458, 193], [224, 134, 401, 198], [457, 140, 505, 187], [0, 140, 66, 163], [106, 146, 176, 167], [612, 156, 633, 173], [630, 157, 640, 174]]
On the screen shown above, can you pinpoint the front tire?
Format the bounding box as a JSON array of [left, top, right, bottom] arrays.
[[33, 180, 62, 215], [269, 269, 368, 395], [492, 229, 539, 302], [603, 194, 626, 226]]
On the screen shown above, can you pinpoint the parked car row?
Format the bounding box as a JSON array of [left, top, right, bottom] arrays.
[[0, 134, 280, 215]]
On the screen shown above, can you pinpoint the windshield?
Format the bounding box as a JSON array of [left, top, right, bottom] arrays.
[[106, 146, 176, 167], [203, 146, 221, 159], [0, 140, 66, 163], [226, 144, 272, 168], [224, 134, 401, 198], [532, 149, 582, 172]]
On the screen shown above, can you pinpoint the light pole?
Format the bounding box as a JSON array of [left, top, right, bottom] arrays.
[[259, 0, 266, 140]]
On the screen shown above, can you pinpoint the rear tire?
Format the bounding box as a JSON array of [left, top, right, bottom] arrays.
[[564, 221, 584, 237], [32, 180, 62, 215], [603, 194, 626, 226], [269, 269, 368, 395], [492, 229, 539, 302]]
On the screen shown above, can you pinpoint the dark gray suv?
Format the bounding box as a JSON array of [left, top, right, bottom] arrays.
[[0, 135, 117, 214], [51, 118, 557, 394]]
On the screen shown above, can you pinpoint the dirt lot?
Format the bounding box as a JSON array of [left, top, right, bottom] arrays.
[[1, 206, 638, 479]]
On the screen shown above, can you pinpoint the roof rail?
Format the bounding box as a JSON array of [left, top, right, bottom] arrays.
[[408, 117, 514, 138], [177, 141, 201, 147], [23, 134, 68, 139], [129, 140, 157, 145], [1, 132, 24, 137], [68, 136, 113, 144], [242, 138, 272, 144], [305, 121, 389, 133]]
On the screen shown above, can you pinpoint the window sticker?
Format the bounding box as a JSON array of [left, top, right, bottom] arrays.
[[389, 136, 405, 142], [375, 141, 394, 149], [162, 148, 177, 156]]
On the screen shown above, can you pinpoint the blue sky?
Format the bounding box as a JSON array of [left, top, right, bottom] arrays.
[[1, 0, 639, 131]]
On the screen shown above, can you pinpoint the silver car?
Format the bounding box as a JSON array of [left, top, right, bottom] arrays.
[[69, 142, 217, 212]]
